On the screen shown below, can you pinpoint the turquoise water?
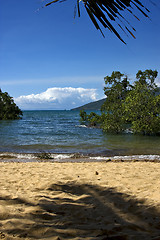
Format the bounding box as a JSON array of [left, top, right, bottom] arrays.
[[0, 110, 160, 156]]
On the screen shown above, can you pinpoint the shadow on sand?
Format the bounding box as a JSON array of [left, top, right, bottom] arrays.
[[0, 182, 160, 239]]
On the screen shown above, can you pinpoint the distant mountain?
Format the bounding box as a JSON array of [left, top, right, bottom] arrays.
[[71, 87, 160, 111], [71, 98, 106, 111]]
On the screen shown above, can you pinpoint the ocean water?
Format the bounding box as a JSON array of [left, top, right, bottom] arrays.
[[0, 110, 160, 161]]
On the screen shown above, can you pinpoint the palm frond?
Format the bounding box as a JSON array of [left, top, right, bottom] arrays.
[[43, 0, 151, 44]]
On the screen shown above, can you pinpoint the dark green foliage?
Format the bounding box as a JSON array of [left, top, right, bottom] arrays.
[[43, 0, 150, 43], [101, 71, 131, 133], [124, 71, 160, 135], [0, 89, 23, 120], [80, 69, 160, 135], [80, 110, 101, 127], [136, 69, 158, 90], [87, 112, 101, 127], [80, 109, 88, 123]]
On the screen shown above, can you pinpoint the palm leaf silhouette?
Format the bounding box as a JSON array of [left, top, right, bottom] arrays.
[[43, 0, 151, 44]]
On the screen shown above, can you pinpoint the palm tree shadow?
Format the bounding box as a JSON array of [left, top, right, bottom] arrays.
[[1, 183, 160, 239]]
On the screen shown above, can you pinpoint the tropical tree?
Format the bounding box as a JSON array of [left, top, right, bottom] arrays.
[[101, 71, 131, 133], [80, 109, 101, 127], [80, 69, 160, 135], [0, 89, 23, 120], [80, 109, 88, 123], [124, 70, 160, 135], [136, 69, 158, 91], [43, 0, 151, 43]]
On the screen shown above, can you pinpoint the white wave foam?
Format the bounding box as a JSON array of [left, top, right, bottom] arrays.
[[51, 154, 74, 160], [17, 154, 37, 159], [0, 153, 36, 159], [75, 124, 87, 128], [90, 155, 160, 161], [1, 153, 160, 162]]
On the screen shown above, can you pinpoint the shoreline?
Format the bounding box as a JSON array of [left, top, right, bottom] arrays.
[[0, 151, 160, 162], [0, 161, 160, 239]]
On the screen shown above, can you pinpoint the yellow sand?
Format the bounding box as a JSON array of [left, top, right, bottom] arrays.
[[0, 161, 160, 240]]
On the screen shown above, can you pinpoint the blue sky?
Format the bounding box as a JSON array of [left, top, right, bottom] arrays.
[[0, 0, 160, 110]]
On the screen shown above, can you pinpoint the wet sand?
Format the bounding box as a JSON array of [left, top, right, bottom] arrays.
[[0, 161, 160, 240]]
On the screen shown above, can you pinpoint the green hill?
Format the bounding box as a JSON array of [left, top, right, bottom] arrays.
[[71, 87, 160, 111], [71, 98, 106, 111]]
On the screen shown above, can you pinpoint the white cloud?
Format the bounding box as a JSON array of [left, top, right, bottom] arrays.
[[14, 87, 101, 110]]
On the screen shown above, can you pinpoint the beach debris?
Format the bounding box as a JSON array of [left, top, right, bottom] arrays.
[[36, 151, 53, 160], [0, 232, 5, 239], [95, 171, 99, 175], [106, 159, 112, 162], [71, 152, 83, 159]]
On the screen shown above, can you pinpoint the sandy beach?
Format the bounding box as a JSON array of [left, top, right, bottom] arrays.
[[0, 161, 160, 240]]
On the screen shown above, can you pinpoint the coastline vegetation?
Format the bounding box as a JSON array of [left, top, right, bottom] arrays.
[[0, 89, 22, 120], [80, 69, 160, 135]]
